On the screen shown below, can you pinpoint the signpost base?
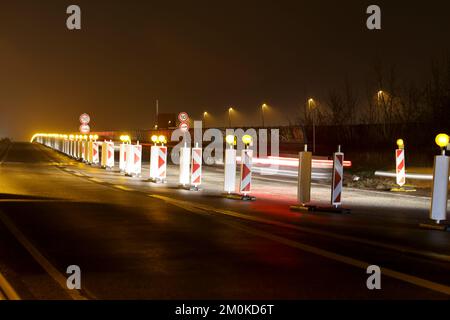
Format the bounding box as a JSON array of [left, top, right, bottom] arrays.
[[419, 222, 448, 232], [390, 185, 416, 192], [223, 193, 256, 201], [290, 204, 350, 214]]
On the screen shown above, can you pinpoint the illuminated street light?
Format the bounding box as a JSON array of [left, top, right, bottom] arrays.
[[308, 98, 317, 154], [228, 107, 234, 128], [261, 103, 268, 128], [203, 111, 208, 128]]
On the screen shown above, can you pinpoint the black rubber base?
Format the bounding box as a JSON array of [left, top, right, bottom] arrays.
[[419, 223, 448, 231]]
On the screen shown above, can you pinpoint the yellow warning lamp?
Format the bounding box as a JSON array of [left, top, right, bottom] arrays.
[[151, 135, 159, 145], [89, 134, 93, 141], [396, 139, 404, 150], [158, 135, 167, 145], [63, 135, 68, 140], [93, 134, 99, 141], [83, 135, 88, 140], [69, 134, 74, 141], [225, 135, 235, 146], [435, 134, 449, 149], [242, 135, 253, 147]]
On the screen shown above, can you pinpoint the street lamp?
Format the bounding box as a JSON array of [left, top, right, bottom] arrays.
[[228, 107, 233, 128], [261, 103, 268, 128], [308, 98, 317, 154], [203, 111, 208, 128]]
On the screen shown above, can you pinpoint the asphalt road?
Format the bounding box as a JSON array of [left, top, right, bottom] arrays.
[[0, 142, 449, 299]]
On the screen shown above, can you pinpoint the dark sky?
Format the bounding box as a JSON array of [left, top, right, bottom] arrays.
[[1, 0, 450, 140]]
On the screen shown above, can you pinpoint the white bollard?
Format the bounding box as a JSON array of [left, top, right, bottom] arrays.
[[430, 154, 449, 224], [150, 146, 167, 182], [331, 145, 344, 208], [106, 141, 115, 169], [131, 143, 142, 177], [290, 145, 312, 211], [224, 147, 237, 194], [92, 141, 100, 165], [395, 139, 406, 187], [239, 148, 253, 198], [124, 143, 136, 175], [191, 144, 202, 190], [101, 141, 107, 167], [119, 143, 127, 172], [179, 145, 191, 186]]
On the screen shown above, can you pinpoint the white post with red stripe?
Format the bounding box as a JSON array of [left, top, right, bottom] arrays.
[[132, 142, 142, 177], [82, 140, 87, 162], [395, 140, 406, 187], [101, 141, 107, 167], [119, 143, 127, 172], [87, 140, 93, 164], [105, 140, 115, 169], [190, 143, 202, 190], [224, 147, 237, 194], [150, 145, 167, 183], [331, 145, 344, 208], [239, 148, 253, 197], [92, 141, 100, 165], [179, 144, 191, 186]]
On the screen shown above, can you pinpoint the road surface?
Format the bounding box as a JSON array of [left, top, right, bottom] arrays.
[[0, 142, 449, 299]]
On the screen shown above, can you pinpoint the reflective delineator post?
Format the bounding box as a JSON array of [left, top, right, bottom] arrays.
[[101, 140, 107, 168], [430, 134, 450, 224], [239, 147, 253, 200], [331, 145, 344, 208], [132, 142, 142, 177], [150, 144, 167, 183], [290, 144, 312, 212], [179, 144, 191, 187], [92, 141, 100, 165], [119, 143, 127, 172], [125, 143, 134, 175], [391, 139, 415, 192], [106, 140, 115, 170], [420, 134, 450, 231], [190, 143, 202, 191], [224, 142, 237, 194], [87, 140, 93, 164]]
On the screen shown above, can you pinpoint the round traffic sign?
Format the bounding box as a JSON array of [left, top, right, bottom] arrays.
[[179, 122, 190, 131], [178, 112, 189, 122], [79, 113, 90, 124], [79, 124, 90, 134]]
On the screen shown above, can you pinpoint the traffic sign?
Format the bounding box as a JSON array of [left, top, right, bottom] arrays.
[[79, 113, 90, 124], [178, 112, 189, 122], [79, 124, 90, 134], [179, 122, 190, 131]]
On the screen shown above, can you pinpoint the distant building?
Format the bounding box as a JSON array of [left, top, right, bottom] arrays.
[[157, 113, 177, 129]]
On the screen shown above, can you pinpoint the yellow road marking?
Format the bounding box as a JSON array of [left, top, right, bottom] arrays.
[[0, 212, 88, 300], [0, 272, 20, 300], [89, 178, 104, 183], [113, 185, 133, 191], [149, 194, 450, 296]]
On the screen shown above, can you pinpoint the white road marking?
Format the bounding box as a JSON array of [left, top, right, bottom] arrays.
[[0, 211, 88, 300]]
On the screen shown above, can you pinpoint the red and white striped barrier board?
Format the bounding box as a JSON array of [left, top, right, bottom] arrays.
[[106, 141, 115, 169], [331, 151, 344, 207], [92, 142, 99, 165], [395, 149, 406, 187], [191, 147, 202, 187], [240, 149, 253, 194], [133, 144, 142, 176], [150, 146, 167, 181], [87, 141, 93, 164], [224, 148, 237, 194], [119, 143, 127, 172]]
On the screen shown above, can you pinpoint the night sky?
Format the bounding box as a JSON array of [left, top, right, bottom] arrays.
[[1, 0, 450, 140]]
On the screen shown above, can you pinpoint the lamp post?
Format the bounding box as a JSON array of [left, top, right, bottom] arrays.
[[308, 98, 316, 154], [261, 103, 267, 128], [203, 111, 208, 128], [228, 107, 233, 128]]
